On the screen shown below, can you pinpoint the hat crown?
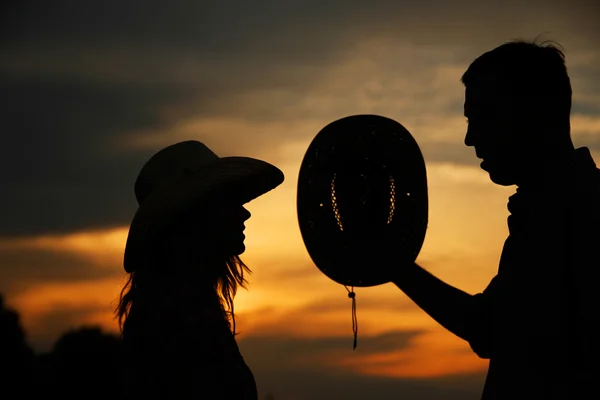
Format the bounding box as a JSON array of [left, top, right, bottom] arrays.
[[297, 114, 428, 287], [134, 141, 219, 205]]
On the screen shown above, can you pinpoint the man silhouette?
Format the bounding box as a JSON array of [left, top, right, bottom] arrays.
[[392, 40, 600, 399]]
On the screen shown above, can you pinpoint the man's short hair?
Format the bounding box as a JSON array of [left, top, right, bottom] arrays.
[[461, 38, 572, 131]]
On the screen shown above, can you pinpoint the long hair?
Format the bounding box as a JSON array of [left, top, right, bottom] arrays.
[[115, 253, 251, 337]]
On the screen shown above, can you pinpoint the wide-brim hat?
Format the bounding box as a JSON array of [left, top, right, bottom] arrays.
[[124, 140, 284, 273], [297, 114, 428, 287]]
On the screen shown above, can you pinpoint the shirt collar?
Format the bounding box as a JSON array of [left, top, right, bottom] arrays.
[[508, 147, 597, 215]]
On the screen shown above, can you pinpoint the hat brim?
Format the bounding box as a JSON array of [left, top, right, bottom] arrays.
[[124, 156, 284, 273]]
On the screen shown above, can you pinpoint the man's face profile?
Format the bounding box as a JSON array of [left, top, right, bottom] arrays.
[[463, 77, 529, 186]]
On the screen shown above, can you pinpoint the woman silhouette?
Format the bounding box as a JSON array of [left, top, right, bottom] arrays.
[[115, 141, 284, 399]]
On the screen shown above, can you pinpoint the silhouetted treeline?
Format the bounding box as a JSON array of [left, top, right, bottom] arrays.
[[0, 294, 122, 399], [0, 294, 278, 400], [0, 294, 36, 396]]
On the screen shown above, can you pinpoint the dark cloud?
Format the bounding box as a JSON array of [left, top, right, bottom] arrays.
[[240, 330, 421, 369], [1, 0, 598, 237], [0, 75, 200, 236], [4, 1, 597, 49], [238, 330, 487, 399], [245, 369, 486, 400], [0, 246, 117, 296]]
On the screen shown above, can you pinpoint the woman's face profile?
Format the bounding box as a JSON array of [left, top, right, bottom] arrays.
[[165, 201, 252, 262], [184, 201, 251, 257], [213, 203, 252, 256]]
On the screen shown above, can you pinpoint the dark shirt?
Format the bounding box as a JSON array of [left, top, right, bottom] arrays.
[[467, 147, 600, 399]]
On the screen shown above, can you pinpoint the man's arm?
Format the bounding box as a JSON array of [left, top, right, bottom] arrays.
[[391, 262, 477, 342]]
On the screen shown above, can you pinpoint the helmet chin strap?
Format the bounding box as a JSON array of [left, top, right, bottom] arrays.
[[345, 285, 357, 350]]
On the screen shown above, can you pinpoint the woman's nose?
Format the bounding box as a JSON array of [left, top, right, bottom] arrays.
[[241, 206, 251, 222]]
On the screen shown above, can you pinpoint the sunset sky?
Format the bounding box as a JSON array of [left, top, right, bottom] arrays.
[[2, 1, 600, 399]]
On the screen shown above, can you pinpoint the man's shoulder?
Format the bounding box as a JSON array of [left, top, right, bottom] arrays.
[[571, 147, 600, 195], [571, 166, 600, 213]]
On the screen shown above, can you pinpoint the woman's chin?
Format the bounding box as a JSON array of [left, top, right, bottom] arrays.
[[231, 244, 246, 256]]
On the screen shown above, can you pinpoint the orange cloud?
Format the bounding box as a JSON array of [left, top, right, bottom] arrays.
[[338, 328, 488, 378], [1, 154, 513, 356]]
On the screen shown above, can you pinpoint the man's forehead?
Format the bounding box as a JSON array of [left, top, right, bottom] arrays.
[[464, 75, 510, 110], [466, 74, 506, 95]]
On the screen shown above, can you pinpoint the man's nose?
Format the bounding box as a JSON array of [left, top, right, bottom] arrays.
[[464, 127, 475, 147]]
